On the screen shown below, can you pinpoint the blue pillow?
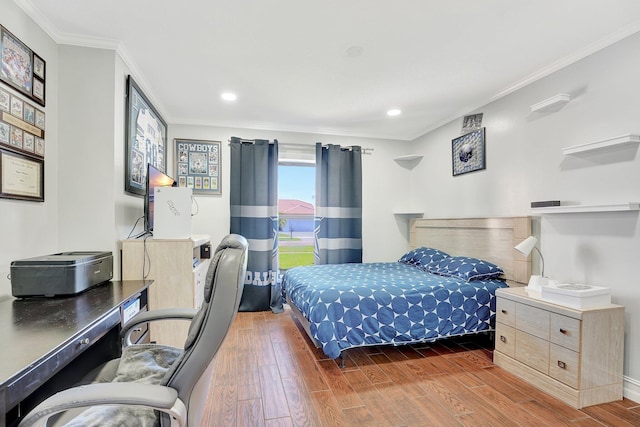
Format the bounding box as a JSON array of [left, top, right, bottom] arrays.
[[425, 256, 504, 281], [398, 247, 450, 267]]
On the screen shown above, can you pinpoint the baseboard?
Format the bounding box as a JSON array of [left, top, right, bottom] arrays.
[[624, 375, 640, 403]]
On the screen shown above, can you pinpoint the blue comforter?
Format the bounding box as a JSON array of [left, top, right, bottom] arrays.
[[282, 262, 508, 359]]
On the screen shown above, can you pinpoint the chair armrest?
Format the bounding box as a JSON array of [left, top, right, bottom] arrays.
[[18, 383, 187, 427], [122, 308, 198, 345]]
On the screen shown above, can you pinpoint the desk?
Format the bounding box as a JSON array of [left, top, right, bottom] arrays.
[[0, 280, 151, 427]]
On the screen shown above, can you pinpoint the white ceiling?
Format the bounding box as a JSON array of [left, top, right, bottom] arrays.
[[18, 0, 640, 141]]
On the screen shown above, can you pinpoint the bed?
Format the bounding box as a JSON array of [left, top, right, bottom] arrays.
[[281, 217, 531, 361]]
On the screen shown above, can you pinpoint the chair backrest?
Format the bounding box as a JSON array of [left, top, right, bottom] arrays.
[[161, 234, 247, 426]]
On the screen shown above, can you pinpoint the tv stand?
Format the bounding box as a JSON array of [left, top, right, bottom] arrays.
[[121, 235, 211, 347]]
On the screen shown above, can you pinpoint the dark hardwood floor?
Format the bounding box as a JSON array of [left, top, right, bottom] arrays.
[[203, 307, 640, 426]]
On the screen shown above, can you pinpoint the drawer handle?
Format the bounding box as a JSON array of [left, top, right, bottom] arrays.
[[78, 338, 90, 346], [500, 335, 507, 343], [557, 360, 566, 369], [559, 328, 567, 334], [501, 309, 507, 314]]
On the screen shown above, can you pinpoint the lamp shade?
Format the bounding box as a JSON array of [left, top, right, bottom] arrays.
[[515, 236, 538, 256]]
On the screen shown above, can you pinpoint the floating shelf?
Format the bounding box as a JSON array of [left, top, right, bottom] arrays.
[[393, 211, 424, 217], [394, 154, 423, 162], [532, 203, 640, 214], [530, 93, 571, 113], [562, 134, 640, 155]]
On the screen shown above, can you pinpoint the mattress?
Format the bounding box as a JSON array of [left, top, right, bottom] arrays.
[[282, 262, 508, 359]]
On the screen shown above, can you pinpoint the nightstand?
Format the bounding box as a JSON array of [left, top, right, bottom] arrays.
[[493, 286, 624, 408]]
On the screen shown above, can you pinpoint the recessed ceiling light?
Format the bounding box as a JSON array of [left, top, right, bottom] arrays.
[[387, 109, 401, 116], [346, 45, 364, 58], [221, 92, 237, 101]]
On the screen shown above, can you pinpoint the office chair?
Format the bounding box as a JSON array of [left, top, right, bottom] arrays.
[[19, 234, 248, 427]]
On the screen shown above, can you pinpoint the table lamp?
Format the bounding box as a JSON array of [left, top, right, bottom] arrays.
[[515, 236, 546, 291]]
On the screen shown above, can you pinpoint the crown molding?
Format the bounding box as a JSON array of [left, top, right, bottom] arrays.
[[408, 20, 640, 142], [14, 0, 170, 121], [490, 21, 640, 102]]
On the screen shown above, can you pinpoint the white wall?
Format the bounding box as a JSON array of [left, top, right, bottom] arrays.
[[409, 32, 640, 397], [57, 46, 143, 281], [57, 46, 116, 250], [168, 124, 413, 261], [0, 2, 59, 297]]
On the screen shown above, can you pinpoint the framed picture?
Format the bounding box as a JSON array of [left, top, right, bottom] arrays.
[[461, 113, 483, 134], [33, 54, 45, 79], [0, 87, 9, 112], [0, 25, 45, 107], [452, 128, 486, 176], [35, 109, 45, 130], [174, 139, 221, 194], [35, 137, 44, 156], [32, 78, 45, 104], [0, 122, 9, 144], [9, 125, 23, 150], [10, 95, 22, 119], [0, 147, 44, 202], [124, 75, 168, 196], [23, 103, 35, 125], [23, 132, 34, 152]]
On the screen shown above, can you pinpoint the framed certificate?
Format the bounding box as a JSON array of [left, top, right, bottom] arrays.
[[0, 148, 44, 201]]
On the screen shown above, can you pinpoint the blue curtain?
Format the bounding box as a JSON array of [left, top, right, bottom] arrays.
[[230, 137, 283, 312], [314, 143, 363, 264]]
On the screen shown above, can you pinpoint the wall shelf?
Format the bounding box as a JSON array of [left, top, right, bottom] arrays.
[[393, 211, 424, 217], [532, 202, 640, 214], [394, 154, 423, 162], [530, 93, 571, 113], [562, 134, 640, 155]]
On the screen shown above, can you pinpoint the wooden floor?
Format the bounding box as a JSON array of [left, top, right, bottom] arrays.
[[203, 307, 640, 426]]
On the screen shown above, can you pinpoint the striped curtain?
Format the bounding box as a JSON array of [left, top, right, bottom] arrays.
[[314, 143, 363, 264], [230, 137, 282, 312]]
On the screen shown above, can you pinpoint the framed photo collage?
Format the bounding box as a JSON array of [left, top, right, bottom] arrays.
[[0, 24, 46, 201]]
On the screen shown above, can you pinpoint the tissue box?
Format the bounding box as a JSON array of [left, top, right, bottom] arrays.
[[540, 282, 611, 309]]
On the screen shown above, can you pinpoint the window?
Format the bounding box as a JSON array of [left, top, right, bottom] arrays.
[[278, 164, 315, 269]]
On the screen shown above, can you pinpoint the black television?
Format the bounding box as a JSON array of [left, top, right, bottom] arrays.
[[144, 163, 175, 233]]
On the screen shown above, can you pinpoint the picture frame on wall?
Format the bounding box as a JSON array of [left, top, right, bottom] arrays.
[[0, 25, 46, 107], [0, 147, 44, 202], [452, 127, 486, 176], [174, 138, 221, 194], [0, 87, 9, 112], [35, 108, 45, 130], [33, 54, 45, 79], [10, 95, 22, 119], [23, 103, 34, 125], [32, 78, 45, 104], [124, 75, 168, 196]]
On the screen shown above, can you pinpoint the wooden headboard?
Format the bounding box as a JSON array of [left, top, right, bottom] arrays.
[[409, 217, 531, 286]]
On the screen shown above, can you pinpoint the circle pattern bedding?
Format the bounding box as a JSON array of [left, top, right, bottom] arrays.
[[282, 262, 508, 359]]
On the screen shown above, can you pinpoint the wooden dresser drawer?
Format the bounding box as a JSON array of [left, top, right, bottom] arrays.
[[550, 313, 581, 352], [495, 323, 515, 358], [515, 330, 549, 374], [516, 303, 550, 340], [496, 298, 515, 327], [550, 343, 580, 388]]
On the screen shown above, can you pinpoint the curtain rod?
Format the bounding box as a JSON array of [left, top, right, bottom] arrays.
[[228, 139, 373, 155]]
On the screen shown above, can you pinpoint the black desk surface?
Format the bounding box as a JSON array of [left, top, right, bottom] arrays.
[[0, 280, 151, 389]]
